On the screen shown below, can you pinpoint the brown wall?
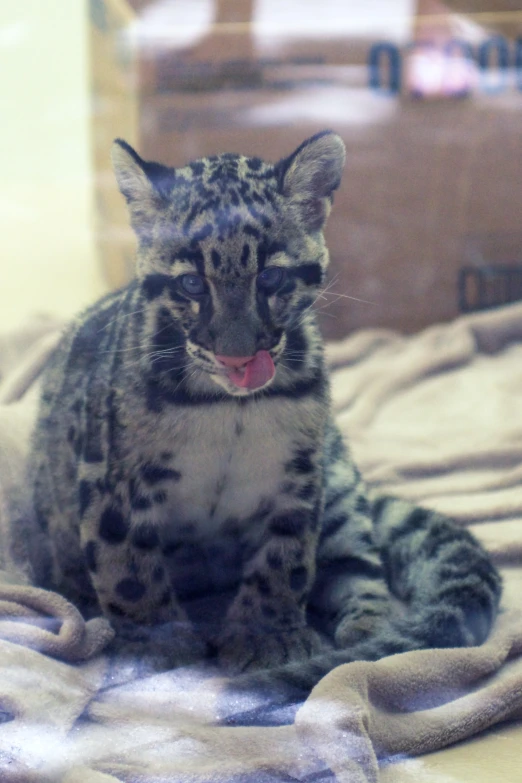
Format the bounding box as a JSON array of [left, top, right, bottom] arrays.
[[131, 2, 522, 338]]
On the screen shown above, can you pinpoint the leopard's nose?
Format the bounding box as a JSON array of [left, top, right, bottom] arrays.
[[215, 355, 254, 369]]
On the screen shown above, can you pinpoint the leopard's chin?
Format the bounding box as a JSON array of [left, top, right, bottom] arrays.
[[208, 370, 277, 397]]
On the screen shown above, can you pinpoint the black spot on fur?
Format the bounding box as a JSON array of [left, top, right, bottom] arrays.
[[266, 550, 283, 570], [78, 480, 92, 517], [244, 224, 261, 239], [211, 249, 222, 269], [290, 566, 308, 592], [108, 603, 125, 617], [141, 464, 182, 485], [116, 578, 147, 602], [142, 274, 169, 300], [287, 449, 315, 475], [153, 490, 168, 505], [325, 556, 384, 580], [189, 161, 204, 175], [261, 604, 277, 619], [132, 523, 160, 550], [247, 157, 263, 171], [84, 540, 98, 572], [270, 511, 307, 537], [99, 506, 129, 544], [240, 244, 250, 266], [242, 596, 254, 608]]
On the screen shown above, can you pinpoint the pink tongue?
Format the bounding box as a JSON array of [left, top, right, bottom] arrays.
[[227, 350, 275, 390]]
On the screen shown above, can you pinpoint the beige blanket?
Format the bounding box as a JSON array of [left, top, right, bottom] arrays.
[[0, 304, 521, 783]]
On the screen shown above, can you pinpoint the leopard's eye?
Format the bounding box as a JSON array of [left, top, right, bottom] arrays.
[[257, 267, 285, 293], [179, 274, 206, 296]]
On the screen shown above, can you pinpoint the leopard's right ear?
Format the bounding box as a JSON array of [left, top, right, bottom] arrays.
[[111, 140, 177, 246], [111, 139, 176, 207]]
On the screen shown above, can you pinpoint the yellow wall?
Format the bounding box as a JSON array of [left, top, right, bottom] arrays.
[[0, 0, 107, 330]]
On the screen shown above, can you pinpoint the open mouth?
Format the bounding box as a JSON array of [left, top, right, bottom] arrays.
[[218, 350, 276, 391]]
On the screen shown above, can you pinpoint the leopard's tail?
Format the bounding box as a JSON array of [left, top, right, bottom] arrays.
[[370, 495, 502, 648], [227, 497, 502, 718]]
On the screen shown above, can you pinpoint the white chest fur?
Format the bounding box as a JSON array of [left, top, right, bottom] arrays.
[[139, 394, 322, 538]]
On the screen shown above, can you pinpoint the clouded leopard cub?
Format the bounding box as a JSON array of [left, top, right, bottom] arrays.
[[30, 132, 501, 687]]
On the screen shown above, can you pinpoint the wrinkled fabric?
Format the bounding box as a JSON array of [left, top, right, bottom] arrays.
[[0, 303, 521, 782]]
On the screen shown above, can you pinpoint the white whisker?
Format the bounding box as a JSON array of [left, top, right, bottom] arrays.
[[320, 291, 376, 305], [97, 305, 149, 333]]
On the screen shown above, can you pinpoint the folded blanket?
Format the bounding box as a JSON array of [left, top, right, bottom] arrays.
[[0, 303, 521, 782]]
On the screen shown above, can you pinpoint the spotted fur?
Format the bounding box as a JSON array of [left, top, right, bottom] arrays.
[[30, 132, 501, 685]]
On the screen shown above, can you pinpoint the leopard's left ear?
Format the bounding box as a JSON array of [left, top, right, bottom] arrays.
[[278, 131, 346, 232]]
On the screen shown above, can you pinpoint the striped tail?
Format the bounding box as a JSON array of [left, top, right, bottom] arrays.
[[224, 497, 502, 722], [371, 496, 502, 649]]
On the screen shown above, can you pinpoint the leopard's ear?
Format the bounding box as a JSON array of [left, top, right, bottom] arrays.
[[278, 131, 346, 232], [111, 139, 176, 205], [111, 140, 176, 244]]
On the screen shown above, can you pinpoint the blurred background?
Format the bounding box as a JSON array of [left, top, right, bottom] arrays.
[[1, 0, 522, 338]]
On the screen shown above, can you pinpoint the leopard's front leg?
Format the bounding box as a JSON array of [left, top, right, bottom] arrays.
[[78, 473, 199, 666], [217, 494, 323, 673]]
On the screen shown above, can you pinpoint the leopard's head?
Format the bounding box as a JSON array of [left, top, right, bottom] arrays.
[[112, 132, 345, 397]]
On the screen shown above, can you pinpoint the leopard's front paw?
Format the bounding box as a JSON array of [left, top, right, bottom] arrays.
[[216, 624, 323, 673], [111, 619, 207, 674]]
